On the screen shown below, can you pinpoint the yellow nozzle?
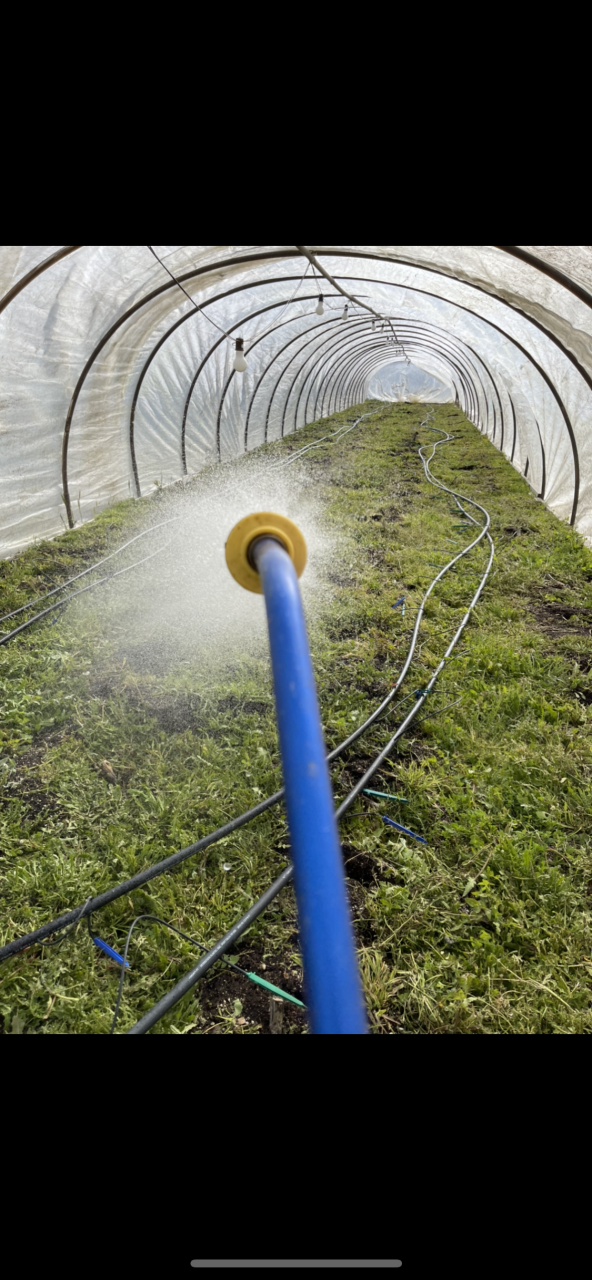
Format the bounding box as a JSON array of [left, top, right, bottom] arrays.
[[225, 512, 307, 594]]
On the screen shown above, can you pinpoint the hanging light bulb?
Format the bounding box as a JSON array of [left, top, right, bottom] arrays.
[[315, 295, 324, 315], [342, 304, 349, 321], [234, 338, 247, 373]]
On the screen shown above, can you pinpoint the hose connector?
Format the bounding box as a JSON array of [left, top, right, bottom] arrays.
[[225, 512, 307, 595]]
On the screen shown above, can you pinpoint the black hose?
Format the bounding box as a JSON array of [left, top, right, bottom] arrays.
[[0, 788, 286, 962], [0, 531, 182, 647], [0, 518, 181, 628], [118, 872, 294, 1035]]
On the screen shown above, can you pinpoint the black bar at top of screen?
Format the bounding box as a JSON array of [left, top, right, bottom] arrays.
[[190, 1264, 402, 1270]]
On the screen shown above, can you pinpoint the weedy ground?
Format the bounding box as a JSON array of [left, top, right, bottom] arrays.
[[2, 402, 592, 1034]]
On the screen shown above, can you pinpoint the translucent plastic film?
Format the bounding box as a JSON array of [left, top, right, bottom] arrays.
[[1, 245, 592, 554]]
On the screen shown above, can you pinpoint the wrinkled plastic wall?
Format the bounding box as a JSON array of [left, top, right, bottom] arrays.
[[368, 360, 453, 404], [1, 246, 591, 557]]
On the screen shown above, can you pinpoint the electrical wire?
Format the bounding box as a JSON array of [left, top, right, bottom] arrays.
[[295, 247, 408, 357], [147, 246, 233, 345], [148, 248, 313, 355], [34, 896, 95, 951], [247, 263, 312, 341]]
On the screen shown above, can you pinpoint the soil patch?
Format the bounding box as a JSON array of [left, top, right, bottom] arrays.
[[196, 947, 307, 1034]]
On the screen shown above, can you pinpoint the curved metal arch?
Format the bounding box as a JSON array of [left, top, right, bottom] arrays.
[[270, 319, 379, 439], [317, 270, 573, 514], [345, 335, 507, 450], [43, 246, 592, 524], [345, 336, 480, 423], [60, 251, 585, 526], [0, 246, 82, 317], [214, 299, 345, 461], [132, 271, 496, 484], [324, 322, 493, 428], [244, 316, 343, 447], [348, 347, 478, 422], [345, 350, 457, 415], [320, 337, 473, 425], [305, 321, 481, 428], [324, 341, 471, 424], [316, 330, 475, 428], [313, 285, 504, 451], [339, 348, 464, 419], [308, 311, 502, 432], [297, 326, 408, 430], [180, 292, 345, 472], [180, 295, 337, 477], [250, 315, 468, 448], [349, 321, 504, 436], [336, 345, 464, 420], [535, 421, 547, 499], [330, 346, 459, 420], [343, 345, 547, 489], [408, 321, 506, 447], [304, 323, 485, 429], [5, 242, 592, 328], [305, 255, 581, 521], [304, 248, 592, 406], [350, 347, 476, 419], [340, 328, 501, 427], [263, 317, 377, 444], [130, 273, 343, 486], [495, 246, 592, 313], [321, 335, 471, 426], [62, 256, 325, 524]]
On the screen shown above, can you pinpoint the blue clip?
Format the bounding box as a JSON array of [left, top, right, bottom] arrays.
[[92, 937, 129, 967], [392, 597, 405, 609], [382, 816, 427, 845]]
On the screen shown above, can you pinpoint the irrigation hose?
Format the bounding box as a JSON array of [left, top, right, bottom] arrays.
[[108, 913, 304, 1035], [0, 517, 182, 628], [0, 525, 186, 646]]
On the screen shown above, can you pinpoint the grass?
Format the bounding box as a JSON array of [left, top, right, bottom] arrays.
[[2, 401, 592, 1034]]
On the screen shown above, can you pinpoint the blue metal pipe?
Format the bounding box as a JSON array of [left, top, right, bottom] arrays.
[[251, 536, 368, 1035]]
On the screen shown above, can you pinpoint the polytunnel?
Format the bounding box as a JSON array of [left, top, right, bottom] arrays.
[[2, 244, 592, 558], [5, 244, 592, 1044]]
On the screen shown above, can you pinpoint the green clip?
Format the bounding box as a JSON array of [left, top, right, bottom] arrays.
[[363, 789, 408, 803], [246, 973, 306, 1008]]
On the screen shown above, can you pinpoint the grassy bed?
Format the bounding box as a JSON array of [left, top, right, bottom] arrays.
[[2, 401, 592, 1034]]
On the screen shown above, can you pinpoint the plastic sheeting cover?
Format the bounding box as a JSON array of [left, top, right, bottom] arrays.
[[1, 245, 592, 556], [368, 360, 453, 404]]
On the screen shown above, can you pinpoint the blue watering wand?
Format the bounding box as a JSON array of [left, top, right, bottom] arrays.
[[225, 513, 368, 1035]]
